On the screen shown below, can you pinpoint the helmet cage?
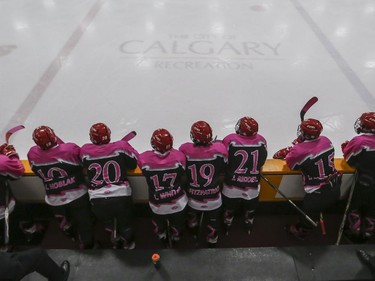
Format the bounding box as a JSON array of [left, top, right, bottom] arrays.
[[355, 112, 375, 134], [354, 117, 361, 134]]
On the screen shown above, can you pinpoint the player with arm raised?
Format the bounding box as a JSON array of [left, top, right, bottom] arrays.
[[341, 112, 375, 242], [179, 121, 228, 247], [27, 126, 95, 249], [273, 119, 342, 239], [222, 117, 267, 235], [1, 143, 45, 249], [80, 123, 139, 249], [0, 143, 25, 249], [138, 129, 188, 248]]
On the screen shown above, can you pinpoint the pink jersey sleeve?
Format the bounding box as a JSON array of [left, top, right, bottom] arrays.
[[0, 155, 24, 179]]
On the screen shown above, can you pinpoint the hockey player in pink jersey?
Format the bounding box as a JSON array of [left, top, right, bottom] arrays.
[[138, 128, 188, 248], [28, 126, 94, 249], [80, 123, 139, 249], [179, 121, 228, 247], [222, 117, 267, 235], [342, 112, 375, 241], [273, 118, 342, 239], [1, 142, 44, 248]]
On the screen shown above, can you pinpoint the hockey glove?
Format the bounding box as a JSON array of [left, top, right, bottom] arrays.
[[273, 147, 291, 159], [2, 145, 19, 158]]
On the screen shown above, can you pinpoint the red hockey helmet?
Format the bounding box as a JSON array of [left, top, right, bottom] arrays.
[[32, 126, 58, 150], [298, 118, 323, 140], [235, 117, 258, 136], [190, 121, 213, 145], [90, 123, 111, 145], [151, 128, 173, 153], [354, 112, 375, 134]]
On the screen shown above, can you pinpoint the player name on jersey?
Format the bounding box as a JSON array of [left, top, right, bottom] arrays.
[[231, 175, 258, 183], [46, 177, 76, 191]]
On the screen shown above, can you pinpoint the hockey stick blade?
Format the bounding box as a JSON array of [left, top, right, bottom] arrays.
[[122, 131, 137, 142], [5, 125, 25, 143], [300, 97, 318, 121]]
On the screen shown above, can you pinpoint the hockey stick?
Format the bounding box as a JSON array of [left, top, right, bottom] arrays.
[[336, 172, 357, 245], [111, 218, 119, 249], [193, 212, 204, 247], [2, 125, 24, 247], [299, 97, 327, 233], [3, 180, 10, 246], [166, 219, 173, 249], [197, 212, 204, 247], [5, 125, 25, 144], [320, 213, 326, 235], [260, 174, 317, 227], [121, 131, 137, 142], [300, 97, 318, 122]]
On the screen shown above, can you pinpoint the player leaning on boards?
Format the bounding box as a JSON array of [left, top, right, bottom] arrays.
[[221, 117, 267, 235], [138, 128, 188, 248], [341, 112, 375, 242], [273, 118, 342, 240], [0, 142, 44, 250], [28, 126, 95, 249], [179, 121, 228, 247], [79, 123, 139, 250], [0, 144, 26, 249]]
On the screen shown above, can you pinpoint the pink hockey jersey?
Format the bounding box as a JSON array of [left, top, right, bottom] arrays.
[[286, 136, 337, 193], [80, 140, 138, 199], [179, 142, 228, 211], [27, 143, 88, 206], [222, 133, 267, 200], [138, 148, 188, 215], [0, 154, 24, 219]]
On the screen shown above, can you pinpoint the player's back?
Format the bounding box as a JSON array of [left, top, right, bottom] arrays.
[[179, 142, 227, 210], [80, 141, 137, 198], [179, 142, 227, 188], [223, 133, 267, 189], [28, 143, 87, 205], [286, 136, 336, 192], [138, 149, 188, 214], [344, 134, 375, 172], [139, 148, 186, 192], [27, 143, 81, 167]]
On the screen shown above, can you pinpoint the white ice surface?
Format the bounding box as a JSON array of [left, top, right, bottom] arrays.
[[1, 0, 374, 159]]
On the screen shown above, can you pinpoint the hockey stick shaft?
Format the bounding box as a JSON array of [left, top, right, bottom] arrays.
[[113, 218, 117, 239], [121, 131, 137, 142], [194, 212, 204, 247], [2, 126, 24, 246], [300, 96, 318, 122], [336, 172, 357, 245], [260, 174, 317, 227], [4, 180, 10, 246], [320, 213, 326, 235], [5, 125, 25, 143], [167, 219, 173, 248]]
